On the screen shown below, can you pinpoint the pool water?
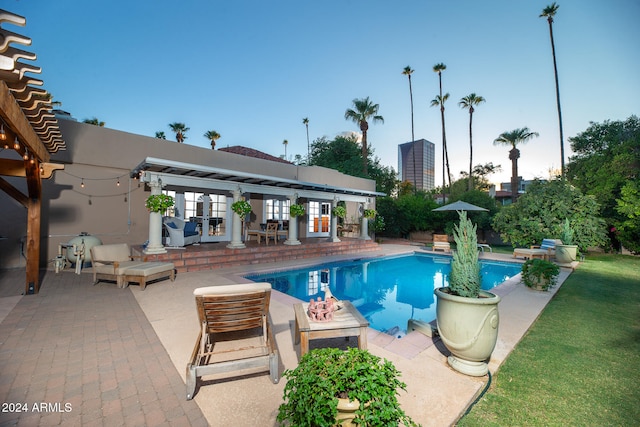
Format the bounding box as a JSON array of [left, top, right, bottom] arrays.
[[245, 252, 521, 336]]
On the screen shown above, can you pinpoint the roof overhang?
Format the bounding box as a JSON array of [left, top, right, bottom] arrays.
[[132, 157, 385, 202]]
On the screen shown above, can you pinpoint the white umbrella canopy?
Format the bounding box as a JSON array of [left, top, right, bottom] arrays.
[[432, 200, 488, 212]]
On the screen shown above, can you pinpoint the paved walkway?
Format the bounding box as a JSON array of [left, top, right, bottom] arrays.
[[0, 269, 207, 426], [0, 246, 574, 426]]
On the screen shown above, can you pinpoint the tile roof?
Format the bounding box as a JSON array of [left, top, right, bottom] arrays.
[[219, 145, 291, 164]]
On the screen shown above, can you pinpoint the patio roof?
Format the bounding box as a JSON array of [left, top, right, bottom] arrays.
[[132, 157, 386, 201]]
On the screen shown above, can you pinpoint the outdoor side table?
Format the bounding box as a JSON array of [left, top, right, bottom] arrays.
[[293, 300, 369, 357]]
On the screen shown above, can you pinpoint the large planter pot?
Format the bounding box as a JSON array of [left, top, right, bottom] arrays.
[[335, 398, 360, 426], [434, 287, 501, 376], [555, 244, 578, 263]]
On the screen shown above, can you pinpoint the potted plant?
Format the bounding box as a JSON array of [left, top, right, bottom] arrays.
[[363, 208, 377, 219], [145, 194, 174, 214], [332, 205, 346, 219], [521, 258, 560, 291], [556, 218, 578, 263], [434, 211, 501, 376], [277, 347, 417, 426], [289, 203, 305, 218], [231, 200, 252, 217]]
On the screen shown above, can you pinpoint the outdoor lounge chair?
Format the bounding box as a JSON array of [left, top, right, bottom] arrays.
[[90, 243, 175, 290], [513, 239, 562, 261], [164, 217, 200, 247], [432, 234, 451, 253], [186, 283, 279, 400]]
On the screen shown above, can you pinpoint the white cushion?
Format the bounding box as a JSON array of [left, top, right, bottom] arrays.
[[193, 283, 271, 296]]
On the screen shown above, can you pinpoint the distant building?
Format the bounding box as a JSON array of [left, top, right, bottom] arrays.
[[397, 139, 435, 191], [490, 178, 540, 205]]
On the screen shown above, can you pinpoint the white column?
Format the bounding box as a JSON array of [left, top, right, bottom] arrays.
[[144, 178, 167, 254], [329, 198, 341, 243], [284, 193, 301, 246], [227, 189, 246, 249], [360, 203, 371, 240]]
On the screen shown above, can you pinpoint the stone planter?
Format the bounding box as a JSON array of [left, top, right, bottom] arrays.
[[556, 244, 577, 263], [434, 287, 501, 376], [335, 398, 370, 426]]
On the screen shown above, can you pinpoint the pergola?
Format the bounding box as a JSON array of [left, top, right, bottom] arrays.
[[0, 9, 66, 294]]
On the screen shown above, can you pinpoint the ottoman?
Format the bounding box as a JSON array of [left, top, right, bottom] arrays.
[[121, 262, 175, 290]]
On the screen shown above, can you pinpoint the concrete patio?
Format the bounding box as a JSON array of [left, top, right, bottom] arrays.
[[0, 244, 573, 426]]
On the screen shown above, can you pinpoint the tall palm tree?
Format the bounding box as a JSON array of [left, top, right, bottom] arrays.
[[459, 93, 486, 191], [155, 131, 166, 139], [283, 139, 288, 159], [540, 2, 565, 176], [493, 127, 539, 203], [168, 122, 189, 143], [432, 63, 451, 199], [344, 97, 384, 175], [302, 117, 310, 158], [204, 130, 221, 149], [402, 66, 417, 192], [83, 117, 105, 127]]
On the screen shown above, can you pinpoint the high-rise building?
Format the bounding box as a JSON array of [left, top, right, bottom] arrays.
[[398, 139, 435, 191]]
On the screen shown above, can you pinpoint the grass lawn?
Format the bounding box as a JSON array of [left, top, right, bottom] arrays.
[[458, 253, 640, 426]]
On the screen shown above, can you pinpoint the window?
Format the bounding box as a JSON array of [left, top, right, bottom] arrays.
[[266, 199, 290, 221], [184, 191, 204, 221]]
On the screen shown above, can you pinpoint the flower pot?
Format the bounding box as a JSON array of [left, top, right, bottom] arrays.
[[434, 287, 501, 376], [335, 398, 360, 426], [556, 244, 577, 263]]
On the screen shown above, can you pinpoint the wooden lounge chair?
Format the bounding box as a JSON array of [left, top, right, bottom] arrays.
[[513, 239, 562, 261], [432, 234, 451, 253], [186, 283, 279, 400]]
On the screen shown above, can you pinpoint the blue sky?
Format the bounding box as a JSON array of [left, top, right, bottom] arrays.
[[9, 0, 640, 186]]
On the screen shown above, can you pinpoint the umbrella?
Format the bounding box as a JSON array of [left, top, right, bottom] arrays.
[[432, 200, 488, 212]]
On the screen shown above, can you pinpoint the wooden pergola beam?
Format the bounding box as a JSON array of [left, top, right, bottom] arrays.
[[0, 80, 50, 163]]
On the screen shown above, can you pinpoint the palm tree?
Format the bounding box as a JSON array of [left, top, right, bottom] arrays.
[[204, 130, 221, 149], [283, 139, 288, 159], [168, 122, 189, 143], [459, 93, 486, 191], [302, 117, 310, 158], [83, 117, 105, 127], [344, 97, 384, 175], [433, 63, 451, 200], [540, 2, 565, 176], [155, 131, 166, 139], [402, 66, 417, 192], [493, 127, 539, 203]]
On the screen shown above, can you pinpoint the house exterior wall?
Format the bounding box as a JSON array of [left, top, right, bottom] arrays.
[[0, 120, 378, 269]]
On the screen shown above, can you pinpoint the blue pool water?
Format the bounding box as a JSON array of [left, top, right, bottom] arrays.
[[245, 252, 521, 336]]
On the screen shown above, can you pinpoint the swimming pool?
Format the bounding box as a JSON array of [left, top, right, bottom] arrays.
[[245, 252, 521, 336]]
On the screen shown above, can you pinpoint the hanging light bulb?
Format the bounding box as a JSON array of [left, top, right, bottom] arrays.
[[13, 138, 20, 151], [0, 124, 6, 141], [29, 154, 35, 164], [116, 178, 120, 186], [81, 178, 85, 188], [23, 148, 29, 161], [88, 196, 92, 205]]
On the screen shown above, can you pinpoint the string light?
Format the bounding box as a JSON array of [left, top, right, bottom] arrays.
[[22, 149, 29, 161], [13, 138, 20, 151], [116, 178, 120, 186], [81, 178, 85, 188], [0, 124, 6, 141]]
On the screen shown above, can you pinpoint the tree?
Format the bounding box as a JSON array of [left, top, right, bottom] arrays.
[[282, 139, 288, 159], [459, 93, 486, 191], [308, 135, 397, 194], [492, 179, 608, 252], [566, 116, 640, 252], [493, 127, 539, 203], [83, 117, 105, 127], [204, 130, 221, 149], [402, 66, 417, 192], [433, 63, 452, 200], [155, 131, 166, 139], [344, 97, 384, 176], [169, 122, 189, 143], [540, 2, 565, 176], [302, 117, 310, 158]]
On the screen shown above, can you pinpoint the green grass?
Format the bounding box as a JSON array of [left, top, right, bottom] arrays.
[[458, 253, 640, 427]]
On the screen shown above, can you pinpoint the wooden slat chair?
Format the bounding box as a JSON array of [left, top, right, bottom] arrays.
[[186, 283, 279, 400], [432, 234, 451, 253], [264, 221, 279, 245]]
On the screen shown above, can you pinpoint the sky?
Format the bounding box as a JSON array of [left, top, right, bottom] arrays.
[[7, 0, 640, 186]]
